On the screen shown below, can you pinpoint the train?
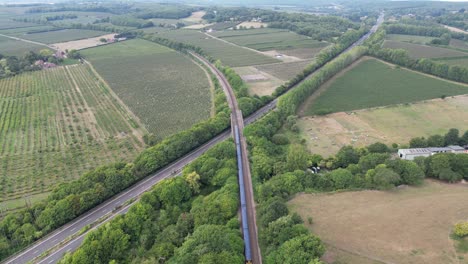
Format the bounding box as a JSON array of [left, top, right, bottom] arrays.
[[234, 125, 253, 264]]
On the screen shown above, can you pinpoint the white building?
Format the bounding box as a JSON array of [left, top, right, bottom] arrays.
[[398, 146, 467, 160]]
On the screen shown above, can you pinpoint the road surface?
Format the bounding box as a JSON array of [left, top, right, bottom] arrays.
[[4, 13, 384, 264]]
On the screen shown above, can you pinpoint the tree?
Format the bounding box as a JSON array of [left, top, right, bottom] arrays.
[[262, 215, 308, 251], [358, 153, 390, 172], [286, 145, 309, 171], [334, 146, 360, 168], [266, 234, 325, 264], [185, 172, 201, 194], [367, 142, 390, 153], [444, 128, 460, 146], [329, 169, 354, 189], [371, 165, 401, 190], [427, 134, 445, 147], [459, 130, 468, 145], [409, 137, 427, 148], [258, 198, 289, 227]]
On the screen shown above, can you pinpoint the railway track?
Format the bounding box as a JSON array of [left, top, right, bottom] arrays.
[[192, 53, 261, 264]]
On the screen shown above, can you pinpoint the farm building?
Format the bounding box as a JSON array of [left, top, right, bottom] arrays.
[[398, 145, 467, 160]]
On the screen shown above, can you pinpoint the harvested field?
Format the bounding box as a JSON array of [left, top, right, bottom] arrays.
[[382, 40, 468, 58], [289, 180, 468, 264], [233, 66, 283, 96], [304, 58, 468, 116], [235, 21, 268, 29], [159, 29, 279, 66], [255, 60, 313, 81], [182, 11, 206, 23], [51, 34, 117, 51], [444, 25, 468, 34], [81, 39, 212, 138], [449, 38, 468, 50], [298, 95, 468, 157], [0, 64, 145, 211], [184, 23, 213, 29]]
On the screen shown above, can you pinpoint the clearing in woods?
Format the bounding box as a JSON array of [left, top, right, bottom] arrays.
[[289, 180, 468, 264], [303, 57, 468, 116], [298, 95, 468, 157], [0, 64, 145, 212], [81, 38, 213, 138]]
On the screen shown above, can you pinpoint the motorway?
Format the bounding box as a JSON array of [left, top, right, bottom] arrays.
[[4, 12, 383, 264]]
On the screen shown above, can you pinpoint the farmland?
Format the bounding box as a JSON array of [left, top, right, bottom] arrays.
[[81, 39, 213, 138], [303, 58, 468, 116], [210, 28, 329, 51], [255, 60, 313, 81], [233, 66, 284, 96], [289, 180, 468, 264], [438, 56, 468, 68], [0, 35, 49, 56], [159, 29, 279, 67], [298, 96, 468, 157], [382, 40, 468, 58], [0, 64, 145, 211], [16, 29, 108, 44], [386, 34, 435, 45]]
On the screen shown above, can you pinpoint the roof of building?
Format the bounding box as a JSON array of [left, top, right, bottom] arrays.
[[398, 148, 432, 155], [399, 145, 466, 155]]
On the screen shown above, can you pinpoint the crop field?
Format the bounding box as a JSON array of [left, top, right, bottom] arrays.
[[298, 95, 468, 157], [289, 180, 468, 264], [449, 38, 468, 50], [0, 18, 36, 30], [17, 29, 107, 44], [255, 60, 313, 81], [211, 28, 326, 51], [233, 66, 284, 96], [0, 35, 49, 56], [81, 39, 212, 137], [279, 45, 330, 60], [0, 25, 58, 36], [159, 29, 279, 66], [304, 58, 468, 116], [438, 56, 468, 68], [0, 64, 145, 211], [205, 21, 239, 31], [386, 34, 435, 45], [382, 40, 468, 58]]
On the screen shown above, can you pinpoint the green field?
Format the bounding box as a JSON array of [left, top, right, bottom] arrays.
[[438, 57, 468, 68], [0, 25, 59, 35], [159, 29, 279, 67], [81, 39, 212, 137], [386, 34, 435, 45], [17, 29, 107, 44], [255, 60, 313, 81], [0, 35, 50, 56], [382, 40, 468, 58], [0, 18, 36, 29], [211, 28, 328, 51], [0, 64, 145, 211], [305, 58, 468, 115]]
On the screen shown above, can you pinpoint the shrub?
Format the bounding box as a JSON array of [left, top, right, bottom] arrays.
[[454, 222, 468, 238]]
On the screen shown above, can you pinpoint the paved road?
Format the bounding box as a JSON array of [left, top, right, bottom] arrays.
[[4, 13, 383, 264]]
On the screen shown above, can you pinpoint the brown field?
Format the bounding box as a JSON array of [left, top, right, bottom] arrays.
[[236, 21, 268, 29], [444, 25, 468, 34], [289, 180, 468, 264], [183, 11, 206, 23], [51, 34, 116, 51], [233, 66, 284, 96], [298, 95, 468, 157]]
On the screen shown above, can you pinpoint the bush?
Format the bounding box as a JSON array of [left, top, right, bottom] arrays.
[[272, 134, 290, 145], [454, 222, 468, 238]]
